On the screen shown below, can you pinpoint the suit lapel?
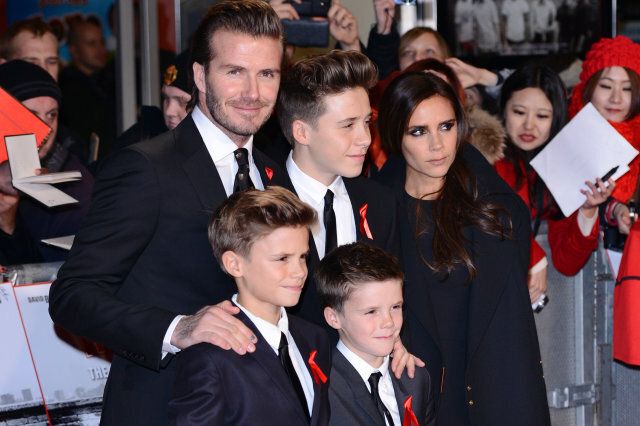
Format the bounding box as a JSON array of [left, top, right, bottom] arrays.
[[332, 349, 386, 426], [253, 149, 274, 187], [176, 116, 227, 210], [289, 319, 321, 423], [466, 228, 509, 365], [236, 310, 309, 424], [391, 375, 411, 424], [343, 178, 367, 242]]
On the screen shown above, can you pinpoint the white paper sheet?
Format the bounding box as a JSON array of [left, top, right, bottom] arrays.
[[530, 103, 639, 217], [5, 134, 80, 207], [41, 235, 75, 250]]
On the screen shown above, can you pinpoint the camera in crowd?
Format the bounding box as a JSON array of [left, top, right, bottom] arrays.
[[282, 0, 332, 47]]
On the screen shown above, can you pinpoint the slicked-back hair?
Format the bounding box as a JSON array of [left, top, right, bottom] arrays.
[[277, 50, 378, 146], [208, 187, 316, 270], [1, 18, 57, 59], [189, 0, 283, 104], [315, 242, 403, 312]]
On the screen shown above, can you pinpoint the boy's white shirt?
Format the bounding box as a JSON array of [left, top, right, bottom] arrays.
[[337, 340, 401, 426], [233, 294, 314, 415]]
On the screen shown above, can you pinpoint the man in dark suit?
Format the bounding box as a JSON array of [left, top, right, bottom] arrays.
[[170, 187, 331, 425], [275, 50, 400, 329], [48, 2, 289, 424], [316, 243, 435, 426]]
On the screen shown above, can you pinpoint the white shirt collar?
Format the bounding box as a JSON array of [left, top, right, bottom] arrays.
[[286, 151, 345, 204], [192, 105, 255, 162], [232, 293, 288, 353], [337, 339, 391, 387]]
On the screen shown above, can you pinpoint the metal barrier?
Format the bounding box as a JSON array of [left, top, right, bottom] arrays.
[[535, 224, 640, 426]]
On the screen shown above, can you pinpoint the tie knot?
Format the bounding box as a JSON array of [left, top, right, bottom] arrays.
[[278, 332, 288, 352], [324, 189, 334, 206], [234, 148, 250, 167], [368, 371, 383, 392]]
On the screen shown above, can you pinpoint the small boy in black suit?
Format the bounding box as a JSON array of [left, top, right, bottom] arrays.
[[316, 242, 435, 426], [169, 187, 331, 426]]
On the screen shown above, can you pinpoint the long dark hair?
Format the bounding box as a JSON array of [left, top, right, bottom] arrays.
[[500, 64, 566, 222], [379, 72, 507, 278]]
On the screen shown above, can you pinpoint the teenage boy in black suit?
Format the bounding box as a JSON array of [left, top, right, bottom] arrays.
[[316, 242, 435, 426], [48, 2, 290, 424], [276, 50, 400, 329], [169, 187, 331, 425]]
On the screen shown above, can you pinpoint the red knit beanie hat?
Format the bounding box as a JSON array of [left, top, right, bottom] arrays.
[[569, 36, 640, 117]]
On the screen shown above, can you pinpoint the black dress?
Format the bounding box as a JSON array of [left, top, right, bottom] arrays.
[[402, 193, 472, 425]]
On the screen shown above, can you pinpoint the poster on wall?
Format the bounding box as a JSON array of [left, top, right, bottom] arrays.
[[6, 0, 176, 61], [439, 0, 612, 60], [1, 282, 112, 425]]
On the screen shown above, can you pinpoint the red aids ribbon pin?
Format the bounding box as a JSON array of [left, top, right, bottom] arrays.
[[402, 395, 419, 426], [359, 203, 373, 239], [308, 350, 327, 384], [265, 167, 274, 181]]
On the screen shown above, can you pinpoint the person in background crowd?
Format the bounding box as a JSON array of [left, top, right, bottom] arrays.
[[49, 2, 290, 424], [59, 16, 115, 163], [378, 71, 550, 424], [0, 60, 94, 264], [495, 65, 613, 304], [568, 36, 640, 240], [114, 50, 193, 151], [0, 17, 60, 80]]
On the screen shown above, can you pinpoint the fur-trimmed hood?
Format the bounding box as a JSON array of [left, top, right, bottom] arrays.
[[466, 106, 506, 165]]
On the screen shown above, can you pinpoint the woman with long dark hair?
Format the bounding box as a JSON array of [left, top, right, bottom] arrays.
[[378, 72, 550, 424], [495, 65, 613, 303]]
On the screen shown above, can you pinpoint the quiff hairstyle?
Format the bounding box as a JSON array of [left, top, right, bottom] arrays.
[[277, 50, 378, 146], [208, 187, 316, 271], [315, 242, 403, 313], [0, 18, 57, 59], [189, 0, 283, 104]]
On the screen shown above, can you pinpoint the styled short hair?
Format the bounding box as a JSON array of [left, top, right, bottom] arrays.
[[208, 187, 316, 269], [277, 50, 378, 146], [582, 67, 640, 121], [315, 242, 403, 312], [190, 0, 283, 104], [1, 18, 57, 59]]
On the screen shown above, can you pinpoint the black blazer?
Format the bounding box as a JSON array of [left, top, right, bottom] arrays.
[[329, 349, 435, 426], [169, 310, 331, 425], [387, 145, 550, 425], [285, 173, 401, 328], [48, 115, 290, 425]]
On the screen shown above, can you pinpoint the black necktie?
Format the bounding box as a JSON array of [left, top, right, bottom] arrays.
[[233, 148, 255, 193], [323, 189, 337, 256], [278, 332, 310, 421], [368, 372, 395, 426]]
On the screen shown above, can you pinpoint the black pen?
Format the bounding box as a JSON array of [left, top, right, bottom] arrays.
[[600, 165, 619, 182]]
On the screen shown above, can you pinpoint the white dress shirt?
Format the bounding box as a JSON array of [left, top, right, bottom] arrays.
[[162, 106, 265, 356], [192, 105, 264, 196], [286, 153, 356, 259], [233, 294, 315, 415], [337, 340, 401, 426]]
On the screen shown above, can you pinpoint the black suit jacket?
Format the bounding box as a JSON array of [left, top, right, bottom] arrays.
[[329, 349, 435, 426], [285, 173, 401, 328], [385, 145, 550, 425], [48, 115, 290, 425], [169, 311, 331, 425]]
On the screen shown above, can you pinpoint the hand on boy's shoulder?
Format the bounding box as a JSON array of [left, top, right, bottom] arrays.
[[171, 300, 258, 354], [390, 339, 425, 379]]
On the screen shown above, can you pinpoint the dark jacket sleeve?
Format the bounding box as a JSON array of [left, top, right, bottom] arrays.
[[366, 24, 400, 80], [169, 344, 227, 425], [48, 148, 176, 370]]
